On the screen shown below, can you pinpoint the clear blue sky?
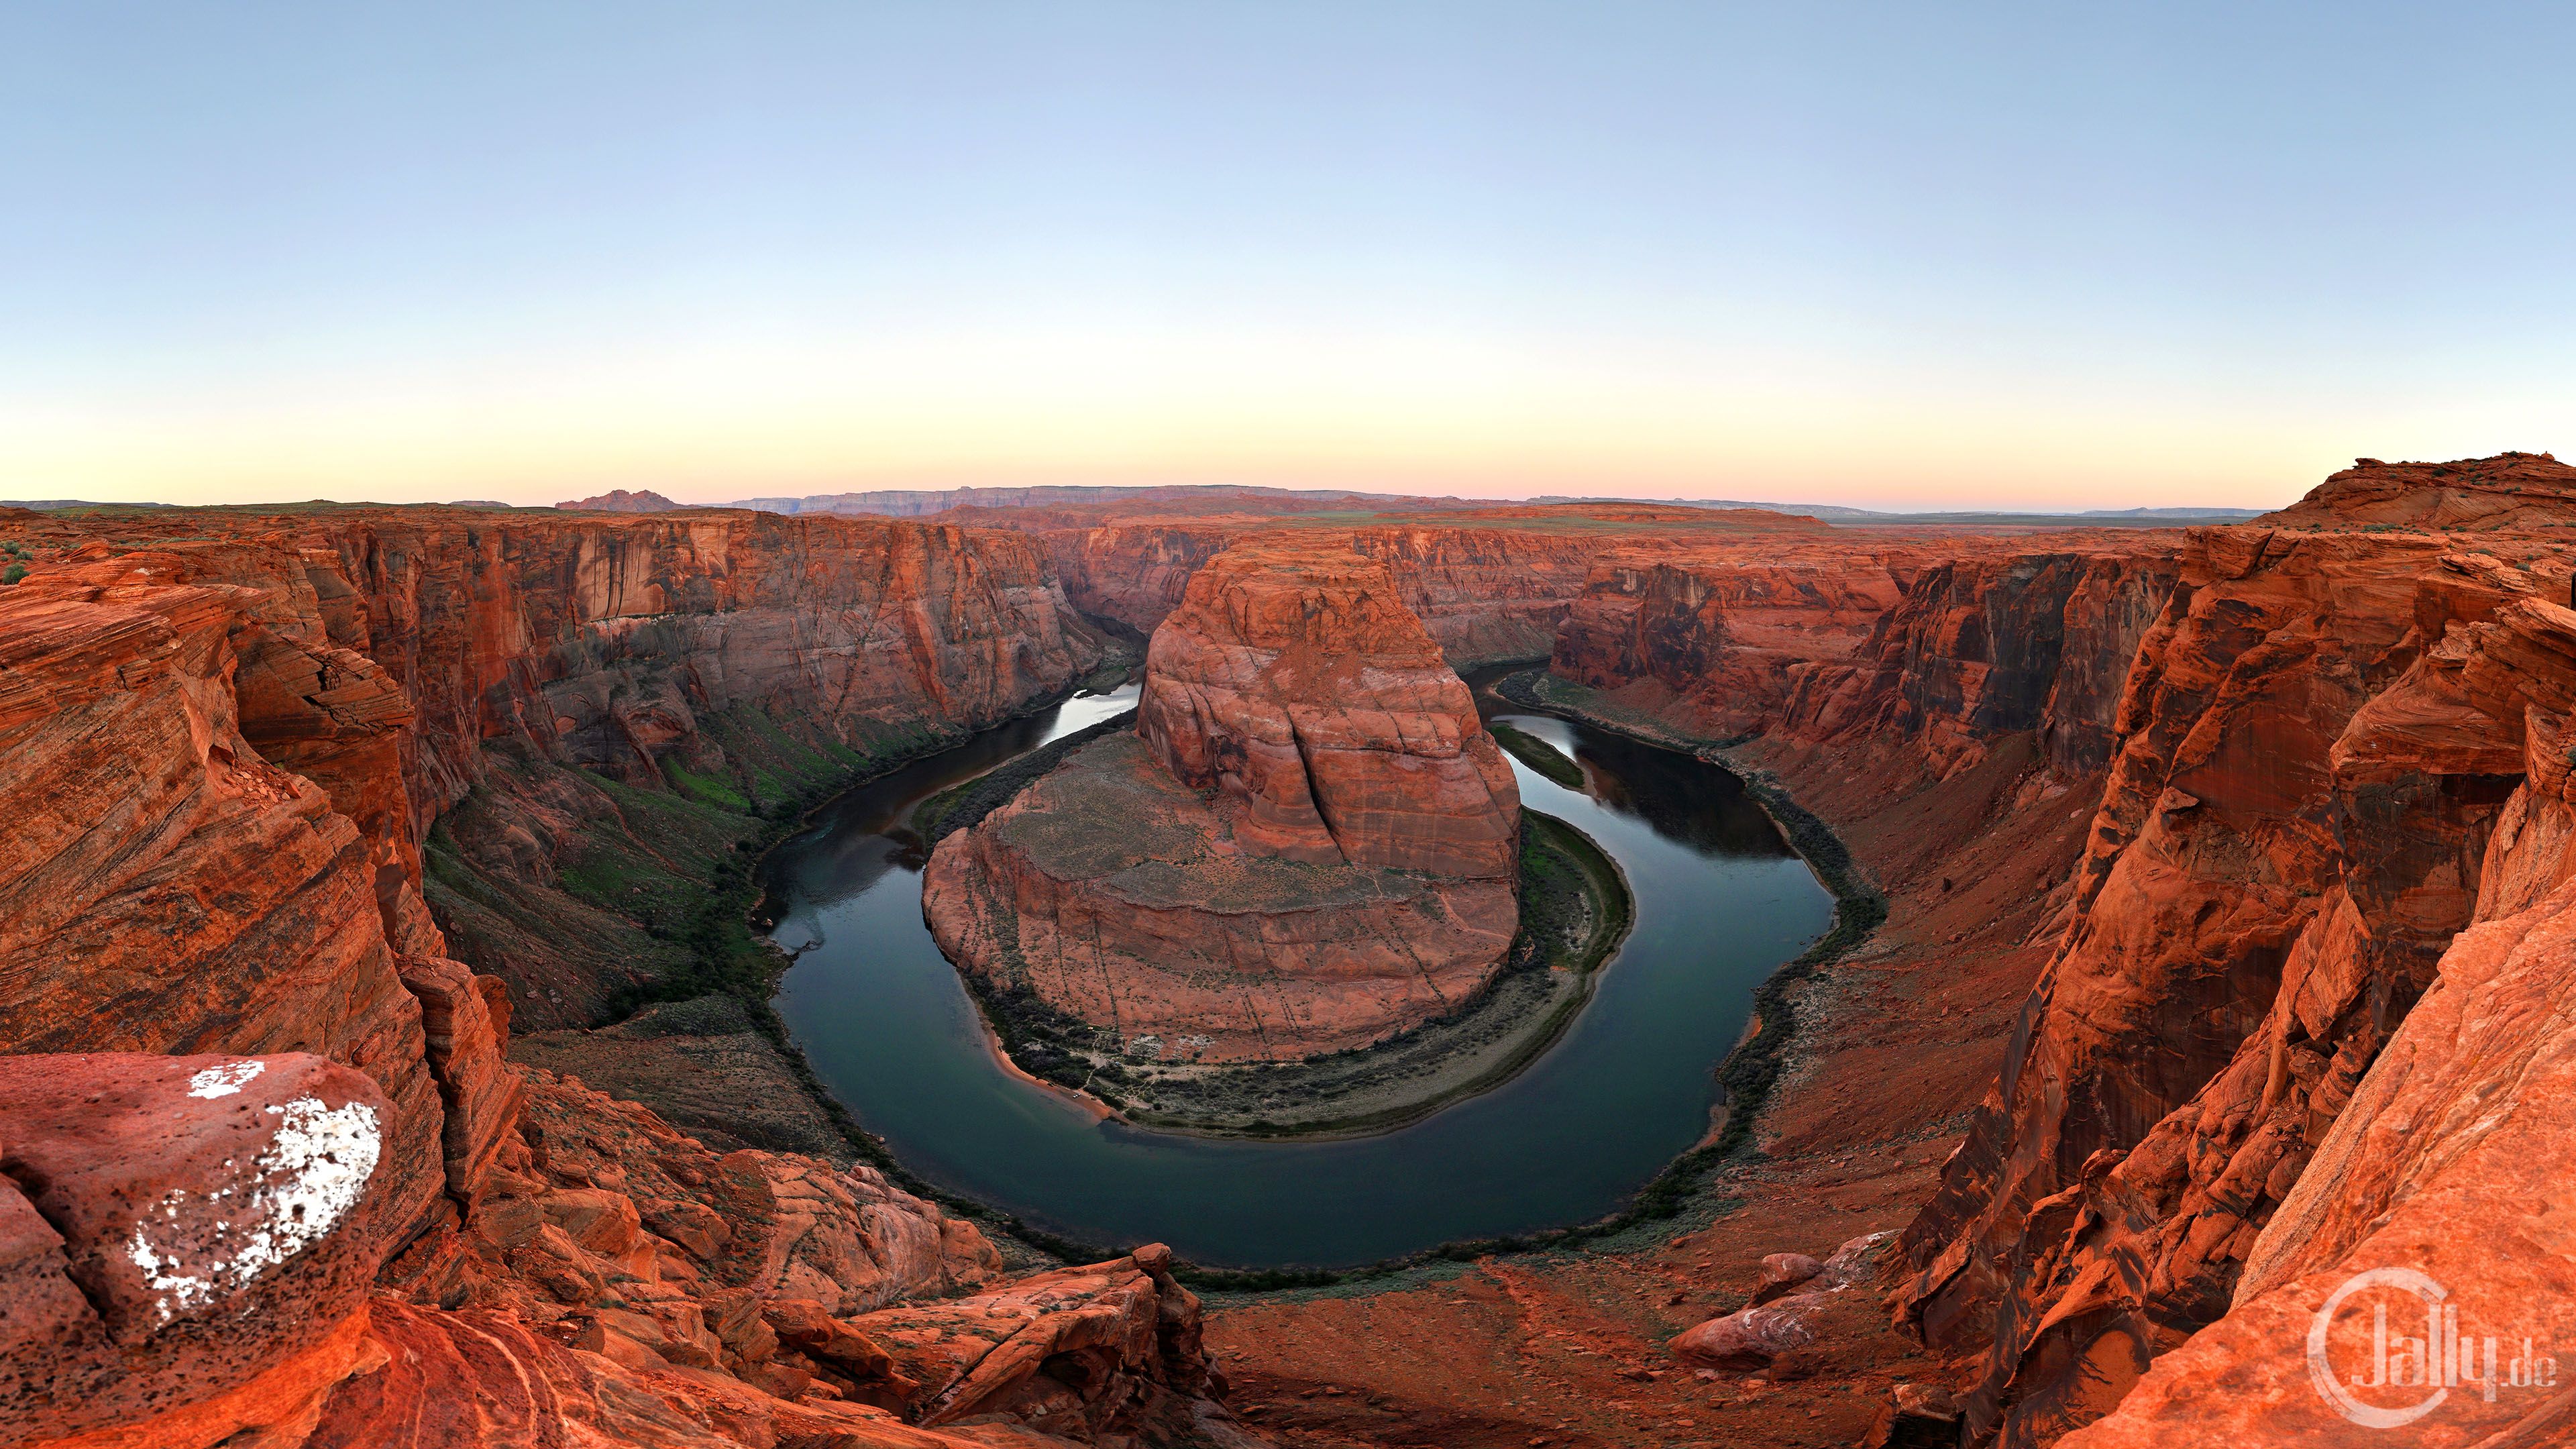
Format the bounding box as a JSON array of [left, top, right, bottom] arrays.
[[5, 2, 2572, 508]]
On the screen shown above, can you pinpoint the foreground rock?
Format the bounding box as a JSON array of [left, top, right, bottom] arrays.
[[1, 1052, 392, 1449], [928, 543, 1521, 1059]]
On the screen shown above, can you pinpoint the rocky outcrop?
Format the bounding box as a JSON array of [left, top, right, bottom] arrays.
[[2055, 598, 2576, 1447], [1889, 531, 2567, 1446], [1136, 545, 1521, 877], [0, 568, 458, 1243], [2259, 451, 2576, 532], [2, 1052, 394, 1449], [924, 733, 1519, 1059], [927, 543, 1522, 1059], [0, 1048, 1248, 1449]]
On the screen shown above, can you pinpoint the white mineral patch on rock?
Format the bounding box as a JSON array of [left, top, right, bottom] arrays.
[[123, 1095, 382, 1326], [185, 1060, 264, 1098]]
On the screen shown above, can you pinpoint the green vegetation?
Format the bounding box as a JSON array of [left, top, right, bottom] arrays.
[[911, 710, 1136, 844], [1, 563, 25, 586], [1489, 720, 1584, 788]]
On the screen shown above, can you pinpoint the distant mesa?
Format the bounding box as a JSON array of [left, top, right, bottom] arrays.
[[556, 488, 689, 513]]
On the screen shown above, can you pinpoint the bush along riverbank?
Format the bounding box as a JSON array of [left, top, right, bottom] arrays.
[[1489, 719, 1586, 788]]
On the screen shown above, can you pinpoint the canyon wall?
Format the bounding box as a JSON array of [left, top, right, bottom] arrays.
[[1778, 549, 2183, 779], [1026, 506, 1831, 668], [1888, 523, 2576, 1444], [1552, 551, 1911, 737], [925, 543, 1523, 1060], [1547, 536, 2180, 786], [2055, 592, 2576, 1448], [0, 511, 1259, 1449]]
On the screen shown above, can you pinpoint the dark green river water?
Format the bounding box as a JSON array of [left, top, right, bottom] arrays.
[[763, 672, 1833, 1267]]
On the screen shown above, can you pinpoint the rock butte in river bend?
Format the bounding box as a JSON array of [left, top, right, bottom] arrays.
[[926, 542, 1522, 1060], [6, 455, 2576, 1446]]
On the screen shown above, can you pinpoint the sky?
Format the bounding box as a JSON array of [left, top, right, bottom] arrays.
[[5, 3, 2574, 512]]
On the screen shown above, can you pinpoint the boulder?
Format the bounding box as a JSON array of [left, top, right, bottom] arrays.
[[0, 1052, 394, 1449]]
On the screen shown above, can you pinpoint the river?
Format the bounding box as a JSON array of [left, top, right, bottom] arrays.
[[763, 672, 1833, 1268]]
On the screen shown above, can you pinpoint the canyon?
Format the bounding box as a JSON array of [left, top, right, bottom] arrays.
[[5, 453, 2576, 1448]]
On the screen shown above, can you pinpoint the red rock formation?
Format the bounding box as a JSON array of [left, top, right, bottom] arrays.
[[2056, 600, 2576, 1448], [1890, 530, 2569, 1446], [0, 570, 455, 1242], [0, 509, 1255, 1448], [1010, 501, 1830, 664], [2, 1052, 394, 1449], [924, 733, 1519, 1059], [1137, 545, 1520, 876], [1779, 548, 2182, 778], [2259, 450, 2576, 532], [926, 543, 1523, 1059], [1552, 551, 1909, 736]]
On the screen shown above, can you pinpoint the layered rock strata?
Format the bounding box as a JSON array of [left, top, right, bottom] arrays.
[[926, 544, 1521, 1059], [2057, 595, 2576, 1446], [1892, 524, 2576, 1444], [0, 511, 1252, 1448]]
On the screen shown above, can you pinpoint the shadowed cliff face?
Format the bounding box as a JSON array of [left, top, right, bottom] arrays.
[[1552, 554, 1909, 735], [1548, 537, 2182, 786], [1779, 552, 2182, 780], [1892, 530, 2576, 1447]]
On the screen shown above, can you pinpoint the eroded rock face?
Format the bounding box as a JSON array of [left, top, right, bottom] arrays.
[[2057, 605, 2576, 1448], [0, 1053, 392, 1449], [0, 572, 455, 1243], [1138, 545, 1521, 877], [1779, 550, 2182, 779], [1550, 555, 1896, 733], [928, 543, 1523, 1059], [0, 510, 1255, 1449], [926, 733, 1518, 1059], [1890, 532, 2570, 1446], [2259, 450, 2576, 532]]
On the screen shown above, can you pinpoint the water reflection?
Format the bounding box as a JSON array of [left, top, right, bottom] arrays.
[[764, 672, 1832, 1266]]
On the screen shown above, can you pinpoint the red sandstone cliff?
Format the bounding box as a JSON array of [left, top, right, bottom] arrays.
[[1136, 545, 1520, 877], [2260, 450, 2576, 532], [2053, 595, 2576, 1447], [924, 543, 1523, 1059], [0, 511, 1259, 1449], [1888, 526, 2576, 1446]]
